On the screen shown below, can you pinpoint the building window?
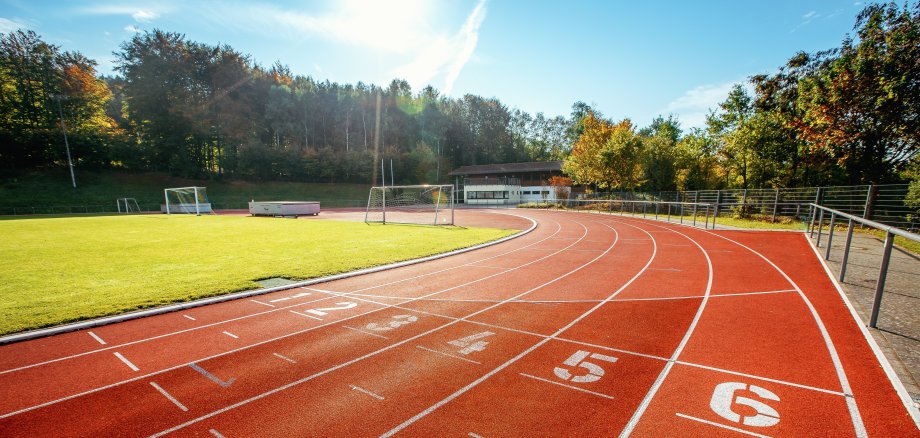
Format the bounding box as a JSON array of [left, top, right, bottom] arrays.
[[467, 191, 509, 199]]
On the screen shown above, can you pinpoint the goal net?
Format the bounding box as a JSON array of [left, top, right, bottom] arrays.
[[163, 187, 213, 215], [116, 197, 141, 214], [365, 185, 454, 225]]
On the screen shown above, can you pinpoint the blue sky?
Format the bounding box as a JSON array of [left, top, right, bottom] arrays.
[[1, 1, 867, 129]]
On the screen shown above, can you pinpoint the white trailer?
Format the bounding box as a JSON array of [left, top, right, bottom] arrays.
[[248, 201, 320, 217]]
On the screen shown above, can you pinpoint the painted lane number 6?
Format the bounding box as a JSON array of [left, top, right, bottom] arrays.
[[305, 302, 358, 316], [553, 350, 618, 383], [366, 315, 418, 331]]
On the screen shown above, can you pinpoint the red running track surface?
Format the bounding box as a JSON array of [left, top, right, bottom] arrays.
[[0, 209, 917, 437]]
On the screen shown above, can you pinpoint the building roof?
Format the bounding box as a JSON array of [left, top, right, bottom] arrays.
[[448, 161, 563, 176]]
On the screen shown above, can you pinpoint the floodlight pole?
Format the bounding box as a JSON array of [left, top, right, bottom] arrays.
[[55, 95, 77, 188], [436, 139, 441, 183], [390, 159, 394, 186], [381, 159, 386, 224]]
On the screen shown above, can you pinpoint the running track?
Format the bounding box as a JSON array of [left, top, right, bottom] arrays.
[[0, 209, 917, 437]]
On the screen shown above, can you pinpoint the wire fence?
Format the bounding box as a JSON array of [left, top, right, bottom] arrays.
[[581, 184, 918, 231]]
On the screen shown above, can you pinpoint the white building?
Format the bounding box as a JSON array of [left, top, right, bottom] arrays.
[[448, 161, 569, 205]]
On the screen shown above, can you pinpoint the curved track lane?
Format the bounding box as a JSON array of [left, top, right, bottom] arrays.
[[0, 209, 916, 437]]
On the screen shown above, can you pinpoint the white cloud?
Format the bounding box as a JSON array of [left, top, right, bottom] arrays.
[[0, 17, 28, 33], [124, 24, 141, 33], [80, 5, 167, 22], [392, 0, 486, 95], [132, 10, 159, 22], [664, 80, 753, 129]]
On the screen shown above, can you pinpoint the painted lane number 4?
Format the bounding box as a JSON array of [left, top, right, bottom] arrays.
[[710, 382, 780, 427], [447, 331, 495, 355], [366, 315, 418, 331], [553, 350, 618, 383]]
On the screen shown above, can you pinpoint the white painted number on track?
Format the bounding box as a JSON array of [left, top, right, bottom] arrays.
[[710, 382, 780, 427], [365, 314, 418, 331], [304, 302, 358, 317], [553, 350, 618, 383], [447, 331, 495, 355]]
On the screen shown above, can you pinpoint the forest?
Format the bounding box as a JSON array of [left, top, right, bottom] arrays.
[[0, 2, 917, 196]]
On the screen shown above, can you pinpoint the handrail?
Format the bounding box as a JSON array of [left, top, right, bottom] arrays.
[[565, 198, 717, 230], [808, 203, 920, 243], [807, 203, 920, 328]]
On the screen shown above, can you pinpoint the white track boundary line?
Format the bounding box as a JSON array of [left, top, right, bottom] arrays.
[[804, 233, 920, 426], [0, 216, 571, 420], [148, 218, 616, 436], [113, 352, 138, 372], [519, 373, 615, 400], [380, 219, 655, 437], [675, 413, 770, 438], [0, 214, 546, 376]]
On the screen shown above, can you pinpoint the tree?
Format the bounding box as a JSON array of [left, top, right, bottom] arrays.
[[563, 112, 644, 190]]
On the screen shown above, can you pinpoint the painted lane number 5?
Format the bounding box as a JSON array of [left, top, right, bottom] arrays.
[[553, 350, 618, 383], [366, 315, 418, 331]]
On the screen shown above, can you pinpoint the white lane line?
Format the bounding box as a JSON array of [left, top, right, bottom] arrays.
[[273, 352, 296, 364], [269, 292, 312, 303], [702, 229, 867, 437], [416, 346, 481, 365], [1, 215, 566, 422], [87, 331, 106, 345], [222, 331, 239, 339], [289, 310, 322, 320], [150, 382, 188, 412], [183, 315, 196, 321], [342, 325, 389, 339], [620, 220, 714, 437], [519, 373, 615, 400], [113, 352, 139, 372], [209, 429, 226, 438], [0, 213, 554, 378], [250, 299, 275, 308], [468, 265, 513, 271], [675, 413, 770, 438], [380, 219, 644, 437], [469, 433, 485, 438], [350, 385, 385, 400], [336, 291, 847, 397]]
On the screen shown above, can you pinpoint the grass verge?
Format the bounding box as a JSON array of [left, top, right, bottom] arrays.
[[0, 215, 515, 335]]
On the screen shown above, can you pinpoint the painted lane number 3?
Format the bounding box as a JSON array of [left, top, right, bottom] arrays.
[[305, 302, 358, 316], [366, 315, 418, 331], [553, 350, 618, 383]]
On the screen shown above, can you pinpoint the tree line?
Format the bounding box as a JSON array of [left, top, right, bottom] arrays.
[[0, 2, 917, 197], [1, 28, 574, 184], [565, 2, 919, 196]]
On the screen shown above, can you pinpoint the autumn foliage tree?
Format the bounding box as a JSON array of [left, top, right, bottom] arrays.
[[563, 112, 644, 190]]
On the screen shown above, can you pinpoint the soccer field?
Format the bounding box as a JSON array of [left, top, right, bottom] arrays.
[[0, 214, 515, 335]]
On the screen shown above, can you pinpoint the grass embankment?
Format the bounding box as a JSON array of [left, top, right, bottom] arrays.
[[0, 215, 515, 335], [0, 171, 371, 211]]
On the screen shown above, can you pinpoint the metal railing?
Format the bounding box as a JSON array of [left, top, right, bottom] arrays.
[[581, 184, 918, 231], [561, 199, 718, 230], [807, 203, 920, 328]]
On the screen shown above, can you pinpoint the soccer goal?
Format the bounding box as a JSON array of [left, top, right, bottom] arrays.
[[365, 185, 454, 225], [116, 197, 141, 214], [163, 187, 213, 215]]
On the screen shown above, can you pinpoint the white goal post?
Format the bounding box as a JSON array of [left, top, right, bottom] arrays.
[[365, 185, 454, 225], [116, 197, 141, 214], [163, 186, 212, 215]]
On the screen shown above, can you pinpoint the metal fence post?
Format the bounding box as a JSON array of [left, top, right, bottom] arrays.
[[714, 190, 722, 219], [772, 188, 779, 222], [816, 209, 825, 247], [839, 219, 855, 282], [825, 212, 836, 260], [693, 192, 699, 221], [869, 231, 895, 328], [680, 204, 684, 224], [667, 203, 671, 222], [863, 184, 877, 220]]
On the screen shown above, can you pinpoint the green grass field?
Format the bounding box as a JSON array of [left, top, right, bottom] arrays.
[[0, 215, 515, 336]]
